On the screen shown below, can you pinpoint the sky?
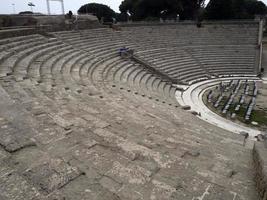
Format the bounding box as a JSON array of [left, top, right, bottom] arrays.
[[1, 0, 267, 15], [1, 0, 122, 14]]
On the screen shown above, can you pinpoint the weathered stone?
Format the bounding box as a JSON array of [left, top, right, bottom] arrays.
[[182, 105, 191, 110], [23, 157, 82, 194], [99, 176, 123, 193], [0, 125, 36, 153], [0, 23, 262, 200], [181, 150, 200, 158], [0, 161, 41, 200]]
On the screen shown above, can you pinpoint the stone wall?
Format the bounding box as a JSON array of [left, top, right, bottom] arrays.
[[0, 14, 101, 39], [118, 20, 259, 27], [253, 142, 267, 200], [0, 15, 37, 27], [0, 14, 100, 30]]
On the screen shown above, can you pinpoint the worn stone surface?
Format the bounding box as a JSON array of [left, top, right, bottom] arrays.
[[0, 23, 262, 200], [0, 123, 36, 153]]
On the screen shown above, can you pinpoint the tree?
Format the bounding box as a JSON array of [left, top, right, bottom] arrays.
[[245, 0, 267, 16], [180, 0, 205, 20], [116, 12, 129, 22], [119, 0, 204, 21], [78, 3, 116, 22], [19, 11, 33, 15], [205, 0, 267, 20], [232, 0, 247, 18], [205, 0, 234, 20]]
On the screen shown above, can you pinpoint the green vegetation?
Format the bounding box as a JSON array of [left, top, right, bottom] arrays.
[[19, 11, 34, 15], [205, 0, 267, 20], [203, 87, 267, 130], [251, 110, 267, 126], [228, 103, 237, 113], [119, 0, 205, 21], [77, 0, 267, 22], [78, 3, 116, 22], [233, 105, 248, 122], [233, 106, 267, 127]]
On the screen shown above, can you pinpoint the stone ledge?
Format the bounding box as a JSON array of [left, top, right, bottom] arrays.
[[253, 142, 267, 200]]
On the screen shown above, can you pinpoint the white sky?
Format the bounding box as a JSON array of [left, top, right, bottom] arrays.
[[1, 0, 267, 15], [1, 0, 122, 14]]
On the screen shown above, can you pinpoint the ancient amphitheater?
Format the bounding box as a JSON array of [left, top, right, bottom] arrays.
[[0, 20, 266, 200]]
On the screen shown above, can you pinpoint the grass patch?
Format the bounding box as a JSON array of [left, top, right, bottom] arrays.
[[203, 86, 267, 129], [250, 110, 267, 126]]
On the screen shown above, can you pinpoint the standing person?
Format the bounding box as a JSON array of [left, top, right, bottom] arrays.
[[68, 10, 73, 19]]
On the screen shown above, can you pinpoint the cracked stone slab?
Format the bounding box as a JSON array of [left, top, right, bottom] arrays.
[[99, 175, 123, 193], [0, 161, 41, 200], [81, 113, 111, 129], [49, 114, 73, 129], [151, 161, 219, 198], [116, 183, 152, 200], [150, 179, 193, 200], [192, 184, 242, 200], [93, 128, 178, 168], [105, 161, 152, 185], [0, 85, 37, 153], [45, 134, 97, 159], [0, 123, 36, 153], [70, 144, 130, 175], [22, 157, 83, 194], [39, 176, 121, 200]]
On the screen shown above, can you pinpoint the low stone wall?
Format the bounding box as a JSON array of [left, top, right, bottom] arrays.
[[118, 20, 259, 27], [1, 14, 99, 26], [0, 28, 37, 39], [0, 14, 101, 39], [0, 15, 43, 27], [253, 142, 267, 199]]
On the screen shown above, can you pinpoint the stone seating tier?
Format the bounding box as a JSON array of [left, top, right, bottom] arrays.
[[0, 22, 262, 199]]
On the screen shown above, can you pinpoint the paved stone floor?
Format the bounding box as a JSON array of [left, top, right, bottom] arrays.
[[0, 77, 259, 200]]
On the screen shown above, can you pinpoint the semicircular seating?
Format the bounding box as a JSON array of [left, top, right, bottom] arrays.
[[0, 22, 261, 200]]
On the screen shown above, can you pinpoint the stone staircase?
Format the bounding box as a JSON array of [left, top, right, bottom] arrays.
[[0, 23, 263, 199]]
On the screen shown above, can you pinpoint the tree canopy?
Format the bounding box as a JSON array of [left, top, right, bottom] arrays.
[[205, 0, 267, 20], [77, 0, 266, 22], [19, 11, 34, 15], [119, 0, 205, 21], [78, 3, 116, 22]]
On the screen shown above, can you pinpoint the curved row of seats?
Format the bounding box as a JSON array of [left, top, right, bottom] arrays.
[[187, 45, 256, 69], [0, 26, 260, 200], [135, 48, 209, 83], [53, 30, 177, 104], [121, 25, 258, 83], [135, 45, 257, 83], [121, 24, 258, 46], [53, 23, 258, 84]]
